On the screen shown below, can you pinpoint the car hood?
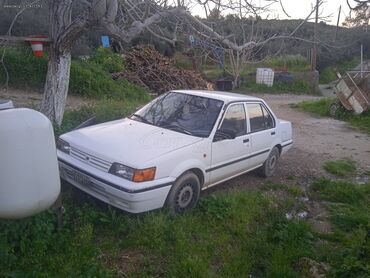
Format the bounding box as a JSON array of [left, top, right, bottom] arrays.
[[61, 118, 204, 168]]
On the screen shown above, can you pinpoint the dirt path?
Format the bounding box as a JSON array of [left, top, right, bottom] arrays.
[[0, 87, 94, 110], [210, 93, 370, 193]]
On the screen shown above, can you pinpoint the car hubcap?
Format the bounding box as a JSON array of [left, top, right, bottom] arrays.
[[177, 184, 194, 208]]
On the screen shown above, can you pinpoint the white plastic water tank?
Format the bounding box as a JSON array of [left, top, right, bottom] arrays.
[[0, 108, 60, 219], [0, 100, 14, 110], [256, 68, 274, 87]]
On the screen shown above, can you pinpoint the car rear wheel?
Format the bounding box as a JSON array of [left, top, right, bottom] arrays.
[[166, 172, 200, 214], [259, 147, 280, 177]]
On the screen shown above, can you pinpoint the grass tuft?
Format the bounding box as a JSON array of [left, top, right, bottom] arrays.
[[296, 98, 370, 135], [323, 159, 357, 177]]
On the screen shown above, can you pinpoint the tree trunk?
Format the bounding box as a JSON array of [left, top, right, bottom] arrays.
[[40, 48, 71, 126], [40, 0, 74, 126]]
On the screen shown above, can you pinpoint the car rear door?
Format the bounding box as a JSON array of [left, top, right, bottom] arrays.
[[208, 103, 251, 185], [245, 102, 277, 168]]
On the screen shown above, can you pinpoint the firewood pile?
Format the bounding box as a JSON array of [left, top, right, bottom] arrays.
[[112, 45, 213, 94]]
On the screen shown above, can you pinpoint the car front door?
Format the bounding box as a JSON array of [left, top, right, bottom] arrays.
[[208, 103, 251, 185], [245, 102, 277, 168]]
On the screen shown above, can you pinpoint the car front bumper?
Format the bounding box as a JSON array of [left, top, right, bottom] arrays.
[[58, 153, 173, 213]]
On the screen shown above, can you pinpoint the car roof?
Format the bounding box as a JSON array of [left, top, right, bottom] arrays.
[[170, 90, 262, 104]]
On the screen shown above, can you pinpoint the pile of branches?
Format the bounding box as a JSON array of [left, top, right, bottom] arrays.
[[112, 45, 213, 94]]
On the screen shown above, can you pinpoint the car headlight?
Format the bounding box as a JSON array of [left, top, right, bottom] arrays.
[[57, 138, 71, 154], [109, 163, 156, 182]]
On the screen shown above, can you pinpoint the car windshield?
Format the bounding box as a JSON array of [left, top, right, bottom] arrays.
[[130, 92, 224, 137]]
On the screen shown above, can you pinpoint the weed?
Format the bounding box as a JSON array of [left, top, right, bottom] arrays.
[[323, 159, 357, 177]]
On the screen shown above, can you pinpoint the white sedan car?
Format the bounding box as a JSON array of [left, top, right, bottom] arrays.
[[57, 90, 292, 213]]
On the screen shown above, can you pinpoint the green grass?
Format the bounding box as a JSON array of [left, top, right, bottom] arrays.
[[296, 98, 370, 134], [0, 47, 48, 87], [236, 79, 311, 94], [0, 47, 148, 101], [0, 188, 315, 277], [294, 98, 331, 116], [323, 159, 357, 177], [310, 179, 370, 277]]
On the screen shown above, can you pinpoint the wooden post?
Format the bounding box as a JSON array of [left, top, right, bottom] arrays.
[[334, 5, 341, 41], [311, 0, 319, 71]]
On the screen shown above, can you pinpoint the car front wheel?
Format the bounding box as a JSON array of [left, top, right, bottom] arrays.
[[166, 172, 200, 214], [260, 147, 280, 177]]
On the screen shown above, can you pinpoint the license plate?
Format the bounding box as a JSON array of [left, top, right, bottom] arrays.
[[70, 170, 91, 187]]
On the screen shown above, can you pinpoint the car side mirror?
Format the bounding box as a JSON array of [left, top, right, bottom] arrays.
[[213, 128, 237, 142]]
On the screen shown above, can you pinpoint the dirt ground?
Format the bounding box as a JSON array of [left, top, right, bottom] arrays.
[[0, 87, 94, 110], [2, 86, 370, 185]]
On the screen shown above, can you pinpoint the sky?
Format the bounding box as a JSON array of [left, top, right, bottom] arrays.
[[269, 0, 351, 25], [190, 0, 357, 26]]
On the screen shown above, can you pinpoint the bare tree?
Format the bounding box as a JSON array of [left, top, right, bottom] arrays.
[[345, 0, 370, 29], [38, 0, 186, 125], [183, 0, 326, 87]]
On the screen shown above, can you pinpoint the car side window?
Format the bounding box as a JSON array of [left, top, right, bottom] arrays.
[[246, 103, 265, 132], [247, 103, 275, 132], [219, 104, 247, 137], [261, 105, 275, 129]]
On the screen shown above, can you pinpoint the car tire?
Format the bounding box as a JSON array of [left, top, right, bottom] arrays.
[[166, 172, 200, 214], [259, 147, 280, 178], [329, 102, 340, 117]]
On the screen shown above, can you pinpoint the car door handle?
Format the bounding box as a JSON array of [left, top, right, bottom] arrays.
[[271, 131, 276, 136], [243, 139, 249, 143]]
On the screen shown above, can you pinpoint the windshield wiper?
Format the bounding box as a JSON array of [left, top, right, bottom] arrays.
[[131, 114, 151, 124], [160, 123, 193, 136]]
